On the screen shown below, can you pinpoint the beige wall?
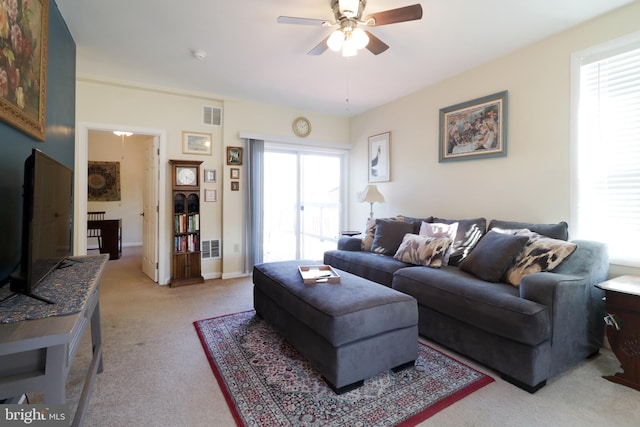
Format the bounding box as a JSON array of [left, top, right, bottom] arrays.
[[75, 80, 349, 282], [348, 2, 640, 277]]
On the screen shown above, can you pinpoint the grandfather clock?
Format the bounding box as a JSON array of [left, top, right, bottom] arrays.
[[169, 160, 204, 287]]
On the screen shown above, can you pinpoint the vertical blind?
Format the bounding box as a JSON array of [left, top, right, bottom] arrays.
[[577, 44, 640, 266]]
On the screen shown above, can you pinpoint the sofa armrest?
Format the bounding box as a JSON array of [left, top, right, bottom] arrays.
[[519, 272, 584, 308], [519, 239, 608, 353], [337, 237, 363, 251]]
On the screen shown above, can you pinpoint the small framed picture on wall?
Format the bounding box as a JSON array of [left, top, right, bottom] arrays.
[[204, 169, 216, 183], [204, 189, 217, 202], [231, 181, 240, 191], [230, 168, 240, 180], [227, 146, 243, 165]]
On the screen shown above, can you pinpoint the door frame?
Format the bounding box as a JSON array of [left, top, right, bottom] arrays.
[[75, 122, 169, 284]]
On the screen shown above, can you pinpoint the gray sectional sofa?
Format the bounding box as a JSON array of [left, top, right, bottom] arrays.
[[324, 217, 608, 392]]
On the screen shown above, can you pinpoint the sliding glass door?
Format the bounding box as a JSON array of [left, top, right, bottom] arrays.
[[263, 147, 344, 262]]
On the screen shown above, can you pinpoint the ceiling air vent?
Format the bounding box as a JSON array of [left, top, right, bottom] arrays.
[[202, 239, 221, 259], [203, 105, 222, 126]]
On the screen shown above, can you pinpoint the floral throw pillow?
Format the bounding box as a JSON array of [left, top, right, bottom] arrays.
[[419, 221, 459, 266], [393, 234, 453, 268], [504, 230, 578, 286]]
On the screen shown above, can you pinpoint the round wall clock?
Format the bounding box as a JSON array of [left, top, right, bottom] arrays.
[[292, 117, 311, 137]]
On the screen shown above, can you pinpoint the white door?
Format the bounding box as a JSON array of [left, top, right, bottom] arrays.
[[142, 138, 158, 281]]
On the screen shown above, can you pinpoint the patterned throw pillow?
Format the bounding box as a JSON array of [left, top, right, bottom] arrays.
[[504, 230, 578, 286], [431, 217, 486, 266], [393, 234, 453, 268], [419, 222, 458, 266], [361, 217, 377, 251]]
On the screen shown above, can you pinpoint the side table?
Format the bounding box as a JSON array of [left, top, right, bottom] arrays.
[[596, 275, 640, 392]]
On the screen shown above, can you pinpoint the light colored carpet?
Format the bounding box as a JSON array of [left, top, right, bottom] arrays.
[[32, 247, 640, 426]]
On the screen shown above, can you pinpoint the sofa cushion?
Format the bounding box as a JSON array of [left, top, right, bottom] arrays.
[[488, 219, 569, 241], [324, 249, 411, 287], [459, 230, 530, 282], [392, 266, 551, 346], [399, 215, 434, 233], [505, 231, 578, 286], [371, 219, 415, 256], [393, 234, 453, 268], [432, 217, 486, 266], [419, 221, 458, 266]]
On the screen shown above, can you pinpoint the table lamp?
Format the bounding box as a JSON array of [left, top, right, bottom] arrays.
[[358, 185, 385, 218]]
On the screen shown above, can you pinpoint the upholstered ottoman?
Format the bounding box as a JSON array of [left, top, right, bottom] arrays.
[[253, 260, 419, 393]]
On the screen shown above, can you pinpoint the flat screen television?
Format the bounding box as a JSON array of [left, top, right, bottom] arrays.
[[10, 148, 73, 303]]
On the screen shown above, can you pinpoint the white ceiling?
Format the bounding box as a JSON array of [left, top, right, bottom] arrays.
[[55, 0, 634, 117]]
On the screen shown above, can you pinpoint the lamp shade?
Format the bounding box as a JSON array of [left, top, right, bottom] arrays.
[[358, 185, 385, 203]]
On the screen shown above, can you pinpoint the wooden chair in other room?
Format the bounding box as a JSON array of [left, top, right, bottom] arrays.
[[87, 211, 105, 251]]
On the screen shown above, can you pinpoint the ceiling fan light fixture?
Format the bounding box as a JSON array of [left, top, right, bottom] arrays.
[[342, 42, 358, 57], [352, 27, 369, 49], [327, 29, 344, 52]]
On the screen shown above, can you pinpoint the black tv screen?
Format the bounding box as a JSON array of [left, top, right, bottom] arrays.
[[10, 149, 73, 301]]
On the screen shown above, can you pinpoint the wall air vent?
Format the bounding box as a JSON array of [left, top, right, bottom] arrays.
[[202, 239, 221, 259], [203, 105, 222, 126]]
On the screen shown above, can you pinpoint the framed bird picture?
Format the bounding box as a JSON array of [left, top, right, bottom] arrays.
[[368, 132, 391, 183]]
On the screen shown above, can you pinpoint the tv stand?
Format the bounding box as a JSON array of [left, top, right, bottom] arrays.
[[0, 254, 108, 426]]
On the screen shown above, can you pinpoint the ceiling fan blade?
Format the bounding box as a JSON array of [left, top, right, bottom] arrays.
[[364, 31, 389, 55], [277, 16, 330, 26], [364, 4, 423, 26], [308, 36, 330, 55]]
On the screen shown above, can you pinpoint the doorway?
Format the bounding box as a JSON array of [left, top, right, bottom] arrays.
[[263, 147, 345, 262], [76, 124, 167, 284]]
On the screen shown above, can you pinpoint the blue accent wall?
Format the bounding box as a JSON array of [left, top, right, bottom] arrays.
[[0, 1, 76, 281]]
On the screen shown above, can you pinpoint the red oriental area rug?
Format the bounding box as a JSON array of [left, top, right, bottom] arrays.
[[194, 310, 494, 427]]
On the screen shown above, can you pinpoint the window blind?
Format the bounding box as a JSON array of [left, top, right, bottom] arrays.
[[577, 44, 640, 266]]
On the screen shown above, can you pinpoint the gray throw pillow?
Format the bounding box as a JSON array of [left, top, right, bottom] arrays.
[[488, 219, 569, 240], [371, 219, 415, 256], [458, 230, 529, 282]]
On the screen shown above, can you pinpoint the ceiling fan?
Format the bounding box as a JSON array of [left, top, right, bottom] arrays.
[[277, 0, 423, 57]]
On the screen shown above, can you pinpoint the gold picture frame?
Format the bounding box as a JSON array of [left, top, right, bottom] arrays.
[[182, 131, 212, 155], [227, 146, 243, 165], [0, 0, 49, 141], [230, 168, 240, 180]]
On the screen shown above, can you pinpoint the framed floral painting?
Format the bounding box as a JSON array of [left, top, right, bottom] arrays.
[[0, 0, 49, 140]]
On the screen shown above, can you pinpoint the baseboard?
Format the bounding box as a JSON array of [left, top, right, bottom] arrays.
[[221, 272, 251, 280], [203, 272, 222, 280]]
